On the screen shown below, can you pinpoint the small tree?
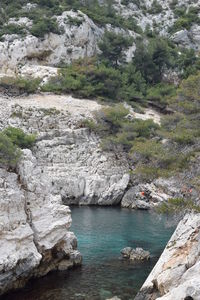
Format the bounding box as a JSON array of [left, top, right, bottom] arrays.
[[0, 133, 21, 169], [3, 127, 36, 149], [98, 31, 133, 67], [133, 38, 170, 84]]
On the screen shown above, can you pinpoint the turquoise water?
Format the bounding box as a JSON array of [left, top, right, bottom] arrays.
[[2, 207, 174, 300]]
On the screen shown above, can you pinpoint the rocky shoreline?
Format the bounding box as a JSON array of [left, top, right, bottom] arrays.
[[0, 149, 82, 296], [135, 213, 200, 300]]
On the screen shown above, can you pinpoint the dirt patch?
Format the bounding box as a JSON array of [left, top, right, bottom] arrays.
[[12, 93, 102, 118]]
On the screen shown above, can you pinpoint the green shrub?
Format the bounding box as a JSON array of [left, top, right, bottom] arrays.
[[0, 23, 26, 38], [98, 31, 133, 68], [171, 129, 195, 145], [3, 127, 36, 149], [85, 105, 159, 151], [30, 18, 60, 37], [0, 133, 21, 169], [157, 198, 200, 214], [133, 38, 171, 84], [67, 15, 83, 26], [0, 77, 40, 94], [169, 0, 178, 10], [131, 139, 164, 160], [169, 6, 200, 33], [148, 0, 163, 14], [100, 104, 129, 132], [42, 58, 123, 101], [147, 83, 176, 105], [178, 72, 200, 102]]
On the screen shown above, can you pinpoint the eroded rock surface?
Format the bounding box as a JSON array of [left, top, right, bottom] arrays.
[[1, 1, 199, 78], [135, 213, 200, 300], [121, 247, 150, 261], [0, 92, 130, 294], [0, 10, 103, 75], [3, 94, 130, 206], [121, 179, 178, 210], [0, 150, 81, 296]]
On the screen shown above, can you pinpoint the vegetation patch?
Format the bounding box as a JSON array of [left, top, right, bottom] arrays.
[[157, 197, 200, 214], [169, 6, 200, 33], [3, 127, 36, 149], [0, 77, 40, 95], [0, 127, 36, 169]]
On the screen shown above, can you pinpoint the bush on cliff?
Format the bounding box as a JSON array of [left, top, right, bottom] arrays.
[[0, 77, 40, 94], [98, 31, 133, 68], [87, 104, 159, 151], [30, 18, 60, 38], [0, 133, 21, 169], [157, 197, 200, 214], [0, 127, 37, 170], [3, 127, 36, 149]]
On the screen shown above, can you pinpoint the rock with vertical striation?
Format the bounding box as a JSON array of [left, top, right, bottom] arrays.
[[135, 213, 200, 300]]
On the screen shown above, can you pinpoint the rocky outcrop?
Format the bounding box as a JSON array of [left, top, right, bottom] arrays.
[[135, 213, 200, 300], [121, 247, 150, 261], [0, 9, 137, 78], [121, 178, 180, 209], [172, 25, 200, 51], [0, 149, 81, 296], [0, 91, 130, 294], [114, 0, 200, 50], [1, 1, 199, 78], [2, 93, 130, 206], [0, 10, 103, 75]]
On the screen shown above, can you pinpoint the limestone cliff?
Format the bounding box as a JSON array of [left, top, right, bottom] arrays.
[[0, 149, 81, 296], [4, 94, 130, 205], [0, 91, 130, 294], [135, 213, 200, 300], [0, 1, 199, 78]]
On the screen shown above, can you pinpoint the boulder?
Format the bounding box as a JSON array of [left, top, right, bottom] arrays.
[[121, 247, 150, 261], [120, 247, 132, 258], [121, 177, 185, 210]]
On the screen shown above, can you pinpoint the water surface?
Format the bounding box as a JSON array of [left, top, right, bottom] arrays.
[[3, 207, 174, 300]]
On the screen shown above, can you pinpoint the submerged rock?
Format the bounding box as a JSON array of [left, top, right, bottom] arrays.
[[121, 247, 150, 261]]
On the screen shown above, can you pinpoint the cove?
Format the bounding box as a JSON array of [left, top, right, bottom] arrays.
[[2, 207, 174, 300]]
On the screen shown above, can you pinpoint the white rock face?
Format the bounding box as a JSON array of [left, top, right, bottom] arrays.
[[172, 25, 200, 50], [0, 169, 41, 294], [3, 93, 130, 206], [7, 17, 33, 28], [19, 65, 58, 85], [0, 92, 130, 294], [1, 1, 199, 78], [114, 0, 200, 43], [0, 150, 81, 296], [135, 213, 200, 300], [121, 179, 177, 210], [0, 10, 103, 75]]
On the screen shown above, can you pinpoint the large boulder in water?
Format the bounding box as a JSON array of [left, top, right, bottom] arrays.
[[121, 247, 150, 261]]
